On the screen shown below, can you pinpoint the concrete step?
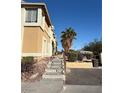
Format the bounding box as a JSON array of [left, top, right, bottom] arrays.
[[47, 63, 52, 65], [45, 69, 57, 73], [51, 62, 61, 64], [44, 72, 62, 75], [46, 66, 63, 69], [50, 65, 63, 69], [47, 63, 52, 67], [47, 65, 52, 68], [45, 68, 63, 73], [42, 74, 64, 79], [51, 62, 63, 65], [52, 60, 62, 63], [47, 65, 64, 69], [51, 64, 63, 67]]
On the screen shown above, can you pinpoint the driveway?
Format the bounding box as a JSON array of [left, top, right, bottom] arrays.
[[66, 68, 102, 85], [61, 68, 102, 93], [61, 85, 102, 93]]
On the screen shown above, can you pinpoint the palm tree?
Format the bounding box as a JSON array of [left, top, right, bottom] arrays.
[[61, 27, 77, 74]]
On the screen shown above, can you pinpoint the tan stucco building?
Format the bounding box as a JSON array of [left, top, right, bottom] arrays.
[[21, 2, 57, 59]]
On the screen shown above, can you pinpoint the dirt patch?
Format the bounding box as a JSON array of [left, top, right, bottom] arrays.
[[21, 57, 55, 82]]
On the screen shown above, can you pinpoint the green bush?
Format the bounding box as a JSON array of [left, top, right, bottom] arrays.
[[21, 57, 34, 64], [21, 57, 35, 72], [84, 53, 93, 59], [78, 53, 83, 61], [68, 51, 78, 62]]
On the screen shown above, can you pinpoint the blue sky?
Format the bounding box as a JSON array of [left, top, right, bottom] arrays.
[[24, 0, 102, 51]]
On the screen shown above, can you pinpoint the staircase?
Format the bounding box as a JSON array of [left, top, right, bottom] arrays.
[[42, 57, 65, 80]]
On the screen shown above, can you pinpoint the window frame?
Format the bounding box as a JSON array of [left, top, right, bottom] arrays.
[[25, 8, 38, 23]]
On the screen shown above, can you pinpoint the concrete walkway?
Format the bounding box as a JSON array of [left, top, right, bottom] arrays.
[[22, 79, 63, 93]]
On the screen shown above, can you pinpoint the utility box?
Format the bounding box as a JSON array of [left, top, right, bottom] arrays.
[[92, 59, 99, 67]]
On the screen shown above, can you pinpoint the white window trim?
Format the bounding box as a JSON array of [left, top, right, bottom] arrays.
[[24, 8, 43, 28], [25, 8, 38, 23]]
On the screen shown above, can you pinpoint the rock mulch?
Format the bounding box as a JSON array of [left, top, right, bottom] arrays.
[[21, 57, 55, 82]]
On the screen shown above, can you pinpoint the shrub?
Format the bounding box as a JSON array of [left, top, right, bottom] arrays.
[[84, 53, 93, 59], [68, 51, 78, 62], [78, 53, 83, 61], [21, 57, 35, 72], [83, 39, 102, 55]]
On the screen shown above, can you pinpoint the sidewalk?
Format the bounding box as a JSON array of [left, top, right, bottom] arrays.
[[22, 79, 63, 93]]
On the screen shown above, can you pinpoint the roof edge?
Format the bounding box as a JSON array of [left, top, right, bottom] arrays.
[[21, 2, 45, 5]]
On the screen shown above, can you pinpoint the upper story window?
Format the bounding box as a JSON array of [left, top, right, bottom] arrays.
[[25, 8, 38, 23]]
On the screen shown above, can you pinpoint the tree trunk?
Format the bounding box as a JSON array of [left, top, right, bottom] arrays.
[[63, 52, 66, 75]]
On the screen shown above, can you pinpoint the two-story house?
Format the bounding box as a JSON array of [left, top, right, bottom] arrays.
[[21, 2, 57, 60]]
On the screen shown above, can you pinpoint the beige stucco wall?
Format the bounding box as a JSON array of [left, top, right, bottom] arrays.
[[37, 26, 50, 54], [21, 4, 57, 58], [22, 27, 39, 53], [22, 26, 51, 56]]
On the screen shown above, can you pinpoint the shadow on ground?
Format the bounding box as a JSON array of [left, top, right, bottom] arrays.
[[66, 68, 102, 85]]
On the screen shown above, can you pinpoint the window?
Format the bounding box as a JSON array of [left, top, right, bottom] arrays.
[[25, 8, 38, 23]]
